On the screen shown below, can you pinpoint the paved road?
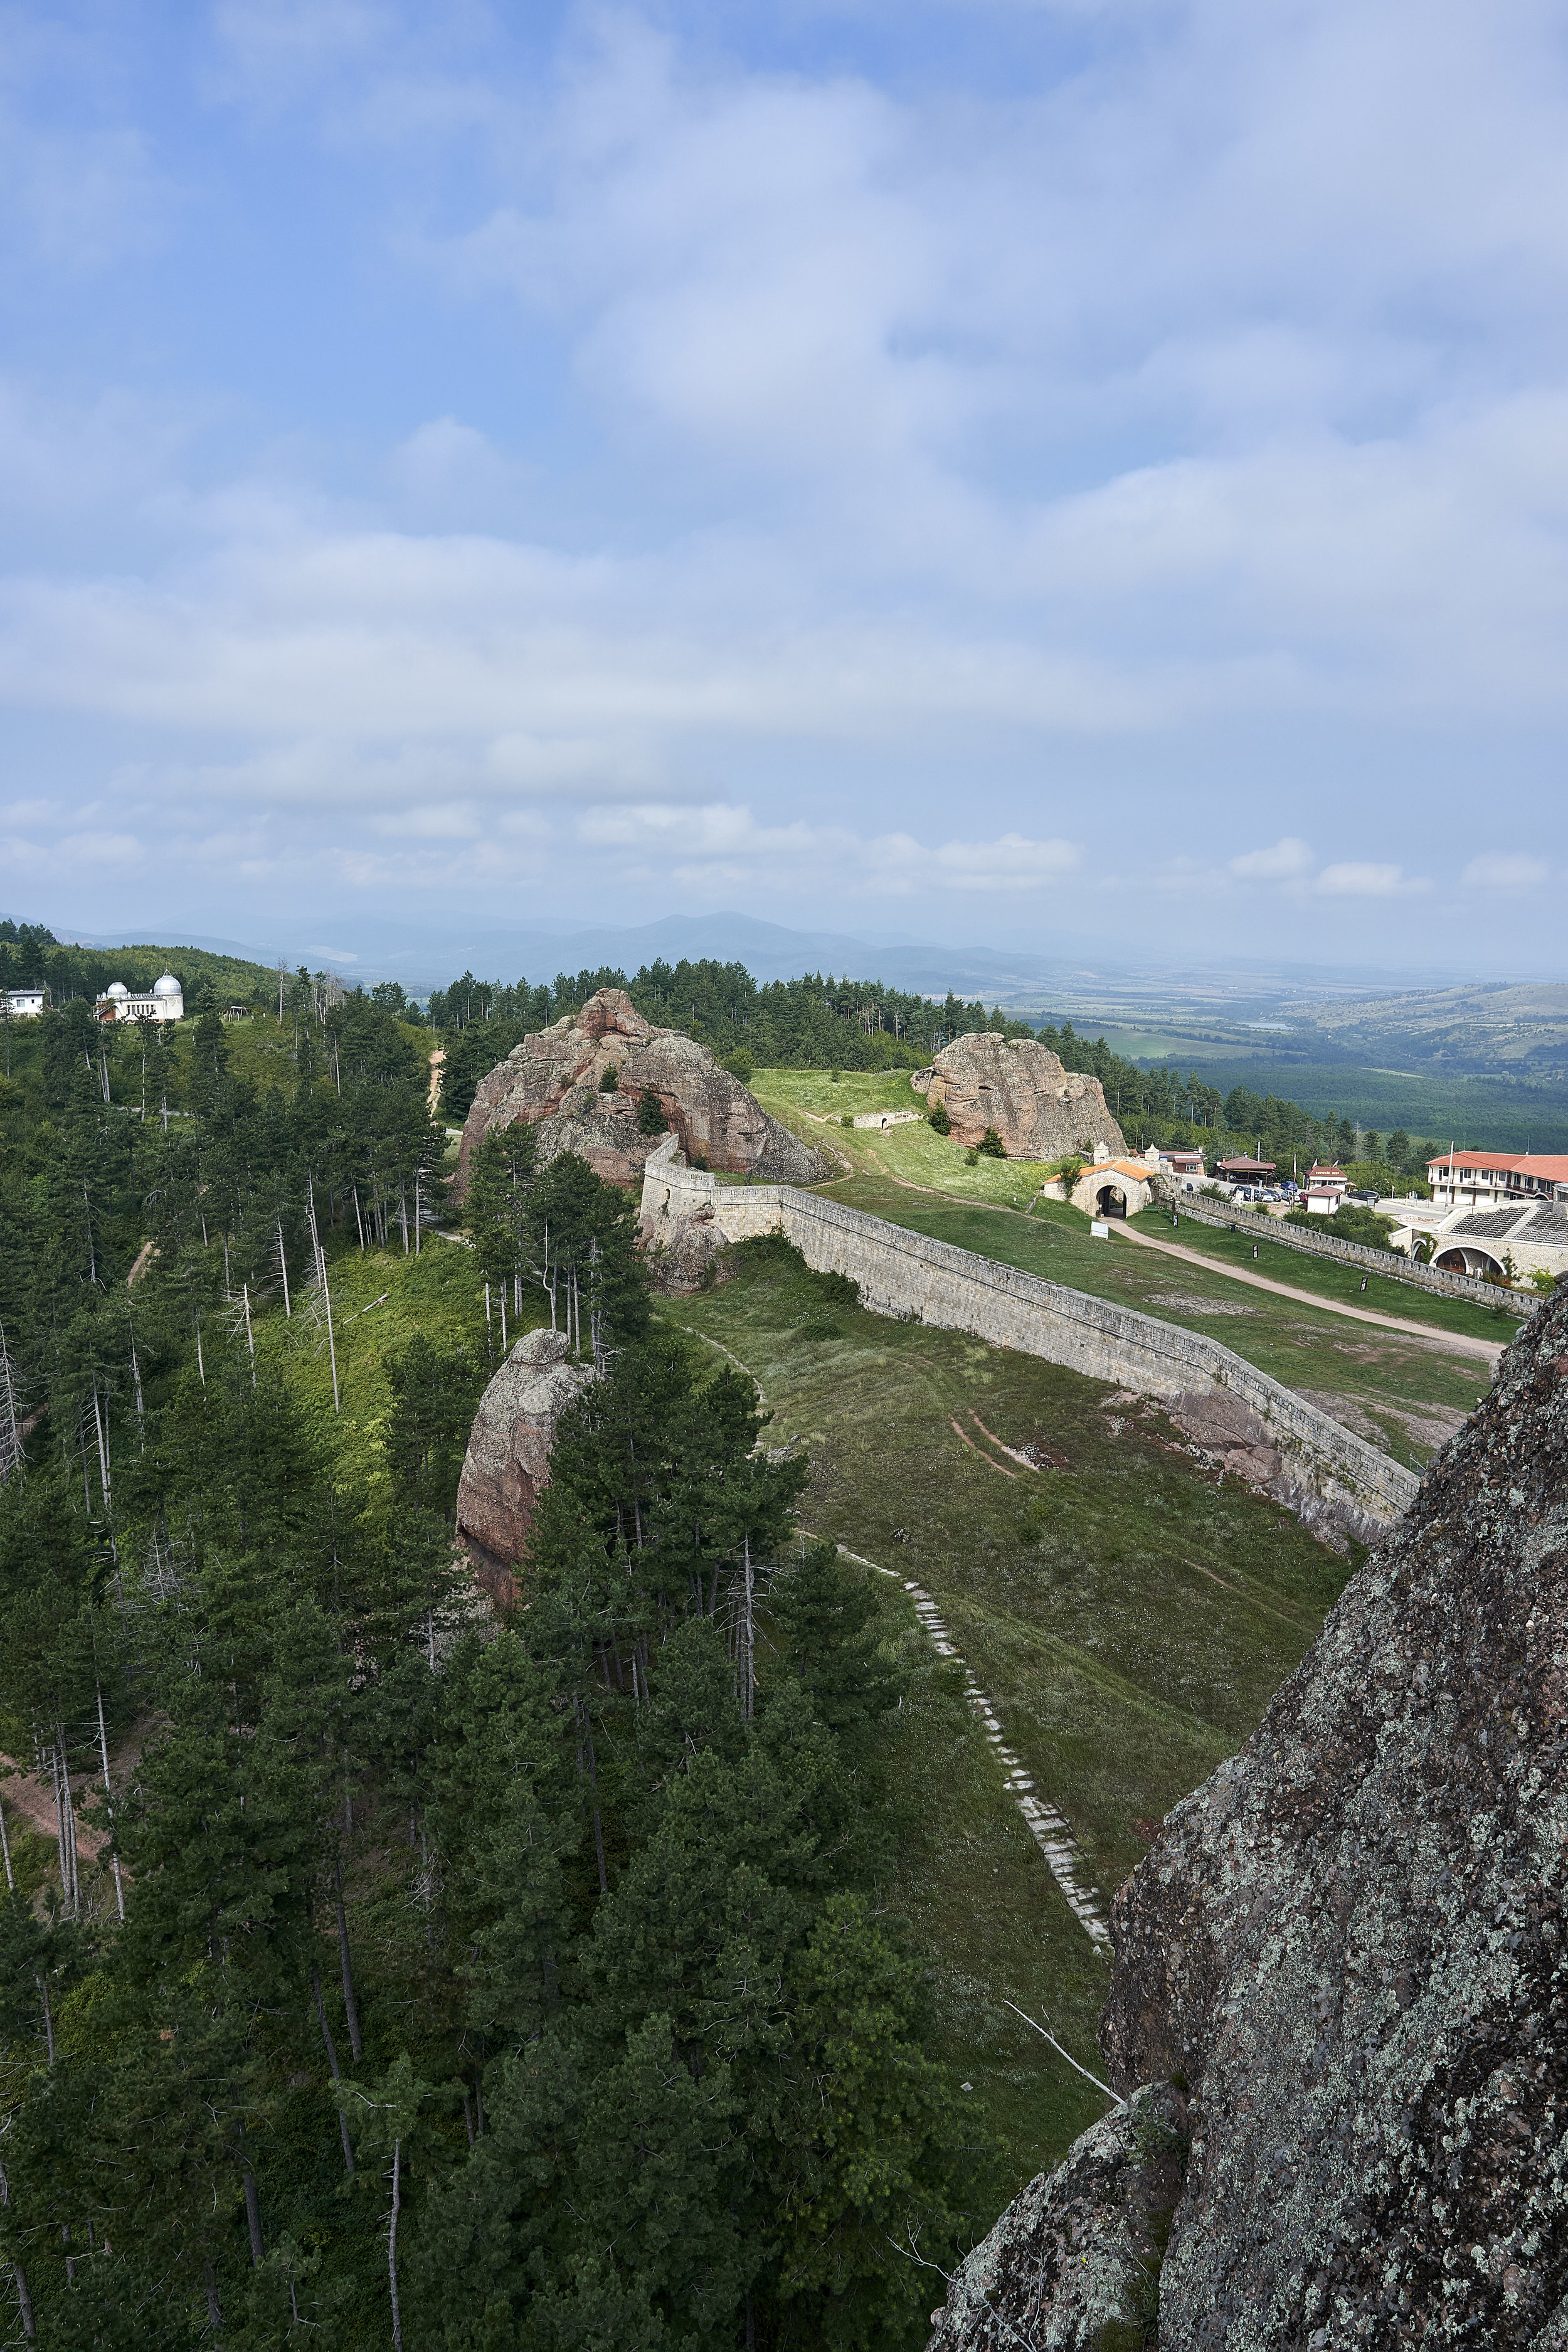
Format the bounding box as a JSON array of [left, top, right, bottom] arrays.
[[1110, 1222, 1505, 1363]]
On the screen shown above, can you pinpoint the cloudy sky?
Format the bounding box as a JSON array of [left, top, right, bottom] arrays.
[[1, 0, 1565, 970]]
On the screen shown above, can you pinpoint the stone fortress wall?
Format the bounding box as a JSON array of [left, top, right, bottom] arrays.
[[639, 1136, 1421, 1535]]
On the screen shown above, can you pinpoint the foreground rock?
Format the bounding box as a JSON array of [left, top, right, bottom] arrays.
[[457, 989, 826, 1193], [928, 2085, 1187, 2352], [932, 1281, 1568, 2349], [455, 1328, 596, 1604], [912, 1033, 1126, 1160]]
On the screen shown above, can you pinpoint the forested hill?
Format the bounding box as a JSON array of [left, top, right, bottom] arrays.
[[1, 911, 1443, 1182], [0, 918, 279, 1010], [0, 978, 980, 2344]]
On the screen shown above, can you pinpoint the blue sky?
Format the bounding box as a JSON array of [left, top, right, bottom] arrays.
[[1, 0, 1566, 970]]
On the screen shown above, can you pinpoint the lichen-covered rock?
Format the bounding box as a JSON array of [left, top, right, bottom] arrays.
[[455, 1328, 596, 1604], [937, 1282, 1568, 2351], [645, 1202, 730, 1296], [455, 990, 825, 1194], [911, 1034, 1126, 1160], [927, 2085, 1187, 2351]]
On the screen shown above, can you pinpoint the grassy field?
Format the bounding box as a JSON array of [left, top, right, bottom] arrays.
[[674, 1236, 1356, 2199], [1129, 1204, 1526, 1342], [751, 1073, 1498, 1469]]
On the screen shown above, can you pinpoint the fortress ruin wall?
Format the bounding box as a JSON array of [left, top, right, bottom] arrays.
[[640, 1136, 1419, 1537]]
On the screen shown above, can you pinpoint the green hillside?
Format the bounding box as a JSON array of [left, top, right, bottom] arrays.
[[0, 917, 283, 1010]]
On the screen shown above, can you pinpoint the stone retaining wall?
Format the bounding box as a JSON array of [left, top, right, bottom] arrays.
[[642, 1140, 1419, 1534], [1167, 1195, 1537, 1316]]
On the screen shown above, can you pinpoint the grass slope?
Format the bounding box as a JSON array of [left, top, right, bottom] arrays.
[[675, 1237, 1355, 2202], [751, 1073, 1496, 1468]]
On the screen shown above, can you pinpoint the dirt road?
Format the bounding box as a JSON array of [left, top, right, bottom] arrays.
[[1110, 1222, 1504, 1363]]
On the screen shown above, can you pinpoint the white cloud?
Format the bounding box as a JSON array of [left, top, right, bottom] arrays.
[[1229, 837, 1314, 882], [578, 802, 1079, 896], [4, 1, 1568, 948], [1315, 861, 1428, 898], [1461, 851, 1550, 889]]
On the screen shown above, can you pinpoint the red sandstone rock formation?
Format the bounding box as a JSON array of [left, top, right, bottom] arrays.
[[456, 989, 825, 1195], [911, 1032, 1126, 1160], [455, 1328, 596, 1604]]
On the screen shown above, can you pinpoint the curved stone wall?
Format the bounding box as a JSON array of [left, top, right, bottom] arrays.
[[640, 1136, 1420, 1535]]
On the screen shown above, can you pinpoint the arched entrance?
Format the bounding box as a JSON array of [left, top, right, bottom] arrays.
[[1095, 1184, 1128, 1221], [1435, 1245, 1505, 1280]]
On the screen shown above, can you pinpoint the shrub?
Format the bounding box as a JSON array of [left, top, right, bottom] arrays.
[[598, 1062, 620, 1092], [1285, 1202, 1396, 1248], [636, 1086, 668, 1135], [978, 1126, 1007, 1158], [722, 1048, 755, 1083], [840, 1113, 853, 1127], [927, 1099, 951, 1135], [965, 1147, 979, 1166]]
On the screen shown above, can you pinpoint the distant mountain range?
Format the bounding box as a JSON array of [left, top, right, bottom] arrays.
[[43, 908, 1476, 1012]]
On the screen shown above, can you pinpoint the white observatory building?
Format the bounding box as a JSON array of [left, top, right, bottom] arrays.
[[96, 973, 184, 1023]]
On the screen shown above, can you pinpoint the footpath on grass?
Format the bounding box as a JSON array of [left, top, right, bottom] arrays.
[[671, 1318, 1111, 1952], [1110, 1223, 1505, 1365], [832, 1539, 1110, 1953]]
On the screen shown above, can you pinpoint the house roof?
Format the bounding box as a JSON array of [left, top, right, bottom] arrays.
[[1510, 1155, 1568, 1183], [1426, 1151, 1521, 1173], [1218, 1156, 1276, 1173]]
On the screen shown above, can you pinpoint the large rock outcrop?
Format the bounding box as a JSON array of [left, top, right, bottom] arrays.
[[455, 1328, 596, 1604], [931, 1281, 1568, 2350], [456, 990, 825, 1194], [911, 1034, 1126, 1160]]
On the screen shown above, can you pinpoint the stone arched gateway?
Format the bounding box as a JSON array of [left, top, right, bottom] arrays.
[[1067, 1157, 1158, 1219], [1434, 1243, 1506, 1281]]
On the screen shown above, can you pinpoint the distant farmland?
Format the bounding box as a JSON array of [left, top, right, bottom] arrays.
[[1134, 1055, 1568, 1153]]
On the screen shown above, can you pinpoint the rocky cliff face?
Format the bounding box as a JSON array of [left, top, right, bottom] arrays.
[[455, 990, 825, 1193], [455, 1328, 596, 1604], [931, 1281, 1568, 2350], [912, 1034, 1126, 1160]]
